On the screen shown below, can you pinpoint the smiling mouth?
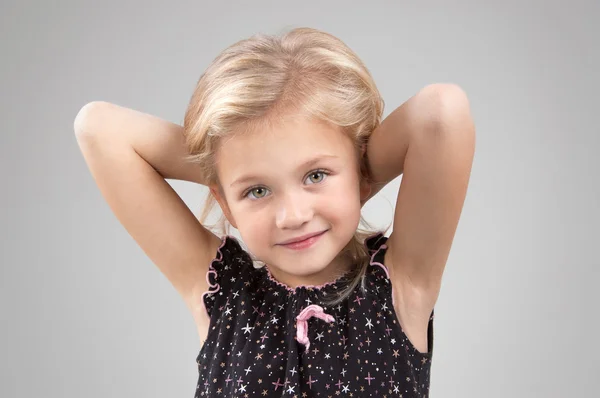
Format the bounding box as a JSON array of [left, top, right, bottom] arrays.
[[277, 230, 328, 250], [279, 230, 327, 245]]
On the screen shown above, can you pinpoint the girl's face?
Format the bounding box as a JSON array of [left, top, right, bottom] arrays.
[[212, 115, 370, 288]]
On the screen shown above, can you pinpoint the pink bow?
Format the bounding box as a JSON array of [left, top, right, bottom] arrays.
[[296, 304, 335, 351]]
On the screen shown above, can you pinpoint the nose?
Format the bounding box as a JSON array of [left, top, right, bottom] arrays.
[[275, 191, 313, 229]]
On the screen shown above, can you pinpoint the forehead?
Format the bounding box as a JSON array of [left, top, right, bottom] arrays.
[[216, 116, 355, 182]]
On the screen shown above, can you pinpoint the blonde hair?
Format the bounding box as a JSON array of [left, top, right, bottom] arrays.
[[182, 27, 390, 306]]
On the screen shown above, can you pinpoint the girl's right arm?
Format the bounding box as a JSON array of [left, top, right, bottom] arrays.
[[73, 101, 222, 313]]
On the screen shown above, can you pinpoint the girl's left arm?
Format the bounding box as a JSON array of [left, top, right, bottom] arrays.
[[365, 83, 476, 299]]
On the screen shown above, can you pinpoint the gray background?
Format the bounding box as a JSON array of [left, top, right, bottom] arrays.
[[1, 0, 598, 396]]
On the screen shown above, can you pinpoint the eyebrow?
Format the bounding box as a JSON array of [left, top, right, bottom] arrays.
[[230, 154, 339, 188]]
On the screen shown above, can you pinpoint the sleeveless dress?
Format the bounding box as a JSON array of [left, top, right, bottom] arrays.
[[196, 233, 434, 397]]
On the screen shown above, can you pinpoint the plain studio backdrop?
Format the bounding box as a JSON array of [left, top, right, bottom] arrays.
[[1, 0, 598, 397]]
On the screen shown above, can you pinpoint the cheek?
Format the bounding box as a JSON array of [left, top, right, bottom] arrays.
[[232, 208, 271, 253], [320, 178, 362, 223], [237, 216, 285, 266]]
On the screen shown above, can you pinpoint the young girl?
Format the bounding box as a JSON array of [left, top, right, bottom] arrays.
[[74, 27, 475, 397]]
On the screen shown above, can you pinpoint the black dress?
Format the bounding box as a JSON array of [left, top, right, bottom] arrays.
[[196, 233, 434, 397]]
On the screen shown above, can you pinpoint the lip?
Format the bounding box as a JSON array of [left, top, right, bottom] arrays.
[[278, 230, 328, 245]]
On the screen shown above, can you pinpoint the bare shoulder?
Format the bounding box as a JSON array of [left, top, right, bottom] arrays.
[[185, 232, 223, 318], [186, 232, 223, 346], [382, 84, 474, 352], [74, 101, 227, 345], [384, 243, 437, 354]]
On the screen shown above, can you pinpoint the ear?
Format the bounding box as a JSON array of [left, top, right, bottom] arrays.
[[209, 184, 238, 229]]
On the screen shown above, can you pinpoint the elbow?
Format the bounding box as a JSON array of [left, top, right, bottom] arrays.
[[73, 101, 107, 138], [418, 83, 474, 137]]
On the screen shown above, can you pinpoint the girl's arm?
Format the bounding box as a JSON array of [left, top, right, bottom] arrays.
[[365, 85, 443, 200], [75, 101, 207, 184], [365, 83, 475, 297], [74, 102, 221, 314]]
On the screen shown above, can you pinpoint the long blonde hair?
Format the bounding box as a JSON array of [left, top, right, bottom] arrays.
[[182, 27, 389, 306]]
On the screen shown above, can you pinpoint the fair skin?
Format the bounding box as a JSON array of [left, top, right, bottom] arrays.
[[209, 113, 371, 289], [74, 83, 475, 355]]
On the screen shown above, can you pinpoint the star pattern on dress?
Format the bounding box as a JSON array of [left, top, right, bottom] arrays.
[[195, 233, 434, 397]]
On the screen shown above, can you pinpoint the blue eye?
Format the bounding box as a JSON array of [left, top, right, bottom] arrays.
[[241, 169, 330, 200]]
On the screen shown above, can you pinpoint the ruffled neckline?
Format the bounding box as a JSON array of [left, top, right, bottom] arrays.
[[252, 232, 387, 296], [262, 262, 353, 294]]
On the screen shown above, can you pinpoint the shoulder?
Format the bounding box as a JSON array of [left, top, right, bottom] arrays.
[[364, 233, 393, 284], [383, 235, 439, 318], [366, 233, 435, 355], [197, 236, 258, 312], [207, 235, 256, 284], [191, 235, 264, 345]]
